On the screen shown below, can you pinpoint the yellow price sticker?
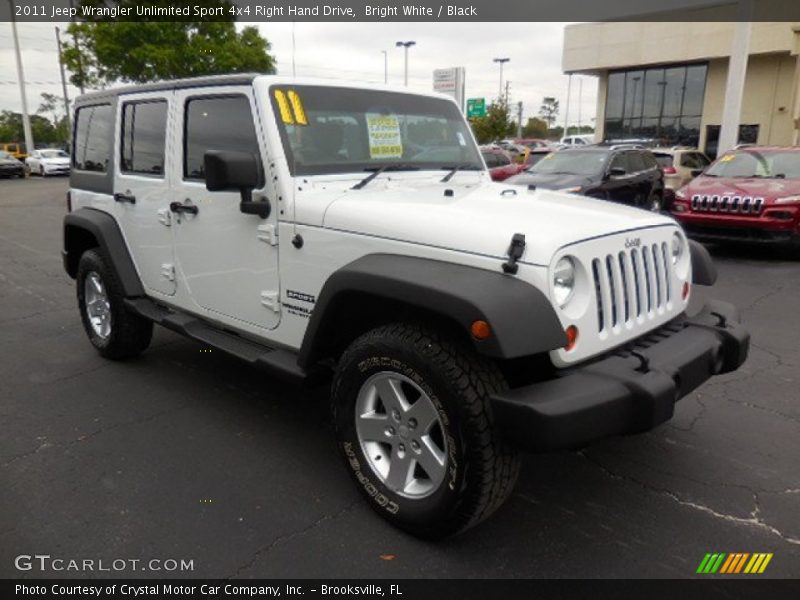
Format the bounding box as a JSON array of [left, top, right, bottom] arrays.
[[719, 154, 736, 162]]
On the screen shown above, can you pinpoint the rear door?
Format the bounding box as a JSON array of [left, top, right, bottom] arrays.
[[113, 92, 176, 296], [603, 151, 636, 204], [170, 87, 281, 331]]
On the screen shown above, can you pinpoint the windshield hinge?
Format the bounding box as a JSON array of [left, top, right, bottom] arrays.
[[502, 233, 526, 275], [257, 224, 278, 246]]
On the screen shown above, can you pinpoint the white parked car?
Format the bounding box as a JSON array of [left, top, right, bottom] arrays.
[[62, 75, 749, 538], [26, 149, 71, 176], [560, 134, 595, 146]]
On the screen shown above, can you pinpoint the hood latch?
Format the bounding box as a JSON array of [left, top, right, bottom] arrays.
[[502, 233, 526, 275]]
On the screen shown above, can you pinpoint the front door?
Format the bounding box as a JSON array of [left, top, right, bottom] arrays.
[[170, 88, 281, 331], [113, 92, 176, 296]]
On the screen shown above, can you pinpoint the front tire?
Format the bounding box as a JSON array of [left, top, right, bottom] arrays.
[[76, 249, 153, 360], [332, 323, 520, 538]]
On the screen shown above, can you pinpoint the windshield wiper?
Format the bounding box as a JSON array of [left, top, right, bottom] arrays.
[[440, 164, 482, 183], [351, 163, 419, 190]]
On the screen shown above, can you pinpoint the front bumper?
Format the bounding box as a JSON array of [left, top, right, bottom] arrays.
[[491, 299, 749, 452]]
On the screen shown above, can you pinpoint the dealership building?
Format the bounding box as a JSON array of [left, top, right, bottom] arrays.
[[563, 21, 800, 157]]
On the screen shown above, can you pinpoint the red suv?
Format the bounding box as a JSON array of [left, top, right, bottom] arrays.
[[671, 146, 800, 245]]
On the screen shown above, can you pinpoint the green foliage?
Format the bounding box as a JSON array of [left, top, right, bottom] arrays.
[[0, 92, 71, 146], [469, 98, 517, 144], [539, 97, 560, 128], [62, 1, 276, 89], [521, 117, 548, 139]]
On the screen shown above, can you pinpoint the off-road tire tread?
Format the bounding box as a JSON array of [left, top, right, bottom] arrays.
[[334, 322, 520, 537], [77, 249, 152, 360]]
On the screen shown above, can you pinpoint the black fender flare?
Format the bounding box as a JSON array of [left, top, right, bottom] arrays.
[[297, 254, 567, 367], [63, 208, 144, 297], [689, 240, 717, 286]]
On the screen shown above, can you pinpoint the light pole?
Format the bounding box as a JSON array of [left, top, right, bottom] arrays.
[[381, 50, 388, 84], [396, 41, 415, 87], [9, 0, 34, 155], [493, 57, 510, 100]]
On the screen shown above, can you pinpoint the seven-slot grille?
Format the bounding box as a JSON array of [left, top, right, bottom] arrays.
[[591, 243, 673, 333], [691, 194, 764, 214]]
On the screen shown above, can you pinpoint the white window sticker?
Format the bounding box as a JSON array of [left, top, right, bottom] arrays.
[[456, 131, 466, 146], [366, 113, 403, 159]]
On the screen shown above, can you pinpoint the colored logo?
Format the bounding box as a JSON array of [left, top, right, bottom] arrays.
[[696, 552, 773, 574]]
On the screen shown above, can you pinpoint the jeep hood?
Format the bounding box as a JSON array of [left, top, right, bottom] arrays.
[[320, 178, 674, 266], [687, 175, 800, 199]]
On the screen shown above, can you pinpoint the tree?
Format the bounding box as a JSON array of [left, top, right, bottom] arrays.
[[62, 1, 276, 89], [521, 117, 548, 139], [539, 97, 560, 129], [38, 93, 62, 127], [469, 98, 517, 144]]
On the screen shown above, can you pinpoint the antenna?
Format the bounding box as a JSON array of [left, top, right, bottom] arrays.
[[291, 21, 297, 78], [290, 22, 299, 241]]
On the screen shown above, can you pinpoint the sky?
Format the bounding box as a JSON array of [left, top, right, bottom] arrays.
[[0, 21, 598, 132]]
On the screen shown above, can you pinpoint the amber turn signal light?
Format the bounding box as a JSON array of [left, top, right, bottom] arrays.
[[564, 325, 579, 351], [471, 320, 492, 340]]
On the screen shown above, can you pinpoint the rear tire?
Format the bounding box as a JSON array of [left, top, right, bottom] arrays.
[[332, 323, 520, 538], [76, 249, 153, 360]]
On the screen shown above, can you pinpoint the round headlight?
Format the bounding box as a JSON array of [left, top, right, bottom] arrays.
[[553, 256, 576, 307], [671, 232, 684, 265]]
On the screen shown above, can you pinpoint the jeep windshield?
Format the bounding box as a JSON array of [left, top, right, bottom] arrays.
[[526, 149, 608, 177], [269, 85, 482, 176], [705, 150, 800, 179]]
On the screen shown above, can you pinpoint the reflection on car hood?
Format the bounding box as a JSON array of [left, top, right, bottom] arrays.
[[0, 158, 21, 166], [316, 176, 672, 265], [504, 171, 598, 189], [687, 175, 800, 197]]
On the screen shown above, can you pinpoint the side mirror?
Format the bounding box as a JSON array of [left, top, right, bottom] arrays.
[[608, 166, 627, 178], [204, 150, 271, 219], [691, 169, 703, 177]]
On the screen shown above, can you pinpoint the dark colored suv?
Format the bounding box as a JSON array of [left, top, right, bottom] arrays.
[[506, 146, 666, 211]]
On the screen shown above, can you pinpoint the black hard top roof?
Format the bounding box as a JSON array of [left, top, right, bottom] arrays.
[[74, 73, 261, 105]]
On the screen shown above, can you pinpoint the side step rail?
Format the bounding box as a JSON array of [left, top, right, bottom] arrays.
[[124, 297, 314, 382]]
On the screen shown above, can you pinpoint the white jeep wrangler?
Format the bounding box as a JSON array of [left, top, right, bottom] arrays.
[[63, 74, 749, 537]]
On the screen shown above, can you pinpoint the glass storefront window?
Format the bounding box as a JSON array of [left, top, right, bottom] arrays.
[[604, 63, 707, 147]]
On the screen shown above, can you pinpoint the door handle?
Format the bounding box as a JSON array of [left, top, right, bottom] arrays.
[[114, 192, 136, 204], [170, 201, 199, 215]]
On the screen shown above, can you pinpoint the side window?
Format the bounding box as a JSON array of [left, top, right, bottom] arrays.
[[74, 104, 112, 172], [482, 152, 497, 168], [121, 100, 168, 176], [642, 152, 658, 169], [497, 153, 511, 166], [696, 153, 711, 168], [609, 152, 627, 173], [184, 95, 259, 180], [626, 151, 646, 172], [680, 153, 697, 168]]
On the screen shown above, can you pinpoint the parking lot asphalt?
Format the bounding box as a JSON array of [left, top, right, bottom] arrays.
[[1, 176, 799, 579]]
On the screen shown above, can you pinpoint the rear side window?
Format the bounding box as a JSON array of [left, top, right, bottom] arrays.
[[482, 152, 498, 168], [681, 152, 710, 169], [496, 153, 511, 166], [653, 153, 674, 168], [642, 152, 658, 169], [626, 151, 646, 172], [121, 100, 168, 176], [73, 104, 112, 172], [184, 96, 259, 180]]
